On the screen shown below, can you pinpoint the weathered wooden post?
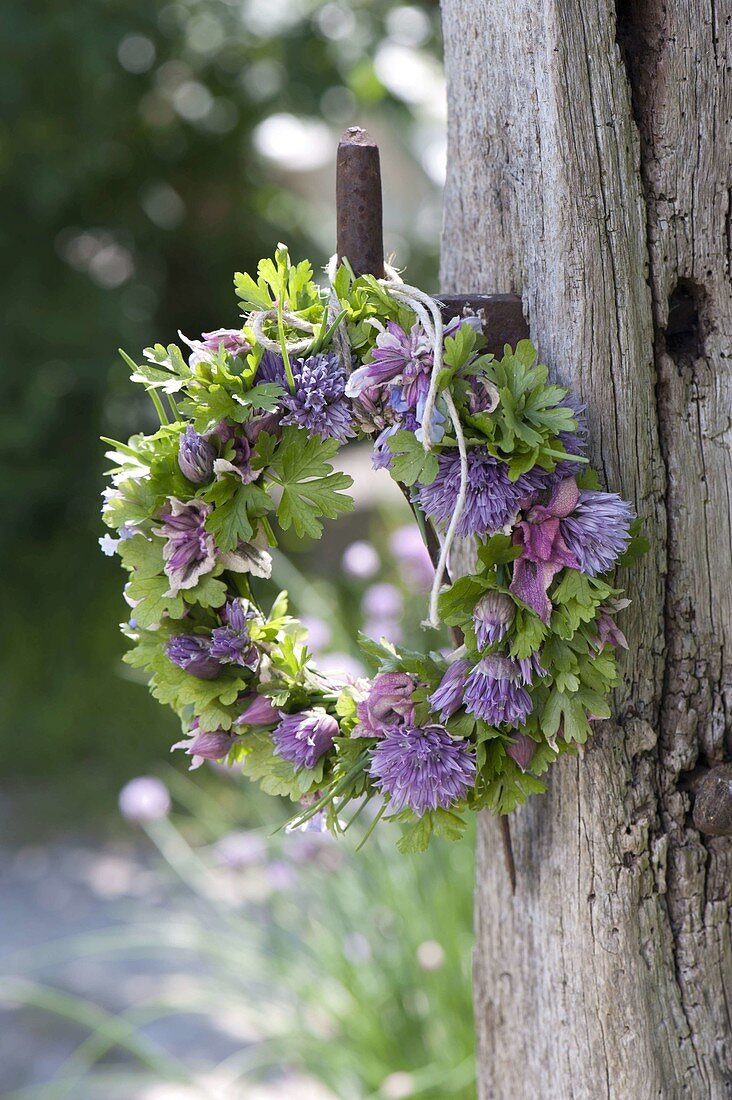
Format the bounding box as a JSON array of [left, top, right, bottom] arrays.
[[440, 1, 732, 1096]]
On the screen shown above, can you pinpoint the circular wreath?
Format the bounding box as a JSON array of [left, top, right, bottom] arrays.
[[101, 246, 645, 852]]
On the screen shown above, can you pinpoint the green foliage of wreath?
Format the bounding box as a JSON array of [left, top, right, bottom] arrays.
[[101, 246, 647, 850]]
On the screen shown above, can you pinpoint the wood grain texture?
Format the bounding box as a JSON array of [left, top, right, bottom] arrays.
[[439, 1, 732, 1095]]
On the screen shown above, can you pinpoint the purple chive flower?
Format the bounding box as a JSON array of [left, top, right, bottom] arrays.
[[429, 659, 470, 721], [119, 776, 171, 823], [209, 600, 259, 669], [153, 497, 217, 596], [172, 726, 235, 770], [283, 352, 355, 442], [178, 426, 215, 484], [560, 491, 635, 576], [273, 709, 339, 770], [258, 351, 354, 442], [255, 350, 288, 384], [555, 393, 588, 470], [419, 447, 524, 537], [369, 725, 476, 816], [464, 656, 533, 728], [473, 592, 515, 649], [355, 672, 417, 736], [166, 634, 221, 679], [235, 693, 280, 727]]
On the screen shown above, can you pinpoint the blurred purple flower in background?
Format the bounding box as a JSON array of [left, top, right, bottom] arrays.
[[341, 540, 380, 579], [273, 709, 338, 769], [213, 829, 267, 869], [464, 656, 533, 728], [369, 725, 475, 815], [316, 652, 367, 680], [362, 582, 403, 619], [301, 615, 332, 653], [389, 524, 433, 590], [119, 776, 171, 823], [363, 618, 403, 645]]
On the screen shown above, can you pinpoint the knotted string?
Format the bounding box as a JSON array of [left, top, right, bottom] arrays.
[[326, 255, 468, 629], [250, 255, 469, 631], [376, 276, 468, 629], [248, 309, 315, 357]]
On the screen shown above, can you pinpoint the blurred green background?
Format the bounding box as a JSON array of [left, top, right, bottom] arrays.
[[0, 7, 482, 1097], [0, 0, 444, 809]]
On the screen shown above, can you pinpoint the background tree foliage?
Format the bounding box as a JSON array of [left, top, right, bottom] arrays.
[[0, 0, 441, 795]]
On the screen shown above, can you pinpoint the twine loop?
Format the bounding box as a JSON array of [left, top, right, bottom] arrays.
[[249, 255, 469, 631]]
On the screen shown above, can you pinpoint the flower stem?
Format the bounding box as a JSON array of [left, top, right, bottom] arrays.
[[277, 295, 296, 393], [146, 386, 169, 426]]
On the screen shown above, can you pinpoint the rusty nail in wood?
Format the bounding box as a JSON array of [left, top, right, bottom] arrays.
[[438, 293, 529, 359], [336, 127, 385, 279], [693, 763, 732, 837]]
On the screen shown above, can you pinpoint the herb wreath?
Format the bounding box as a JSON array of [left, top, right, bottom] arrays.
[[101, 246, 646, 852]]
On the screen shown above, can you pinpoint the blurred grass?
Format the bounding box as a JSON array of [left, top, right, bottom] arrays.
[[3, 768, 476, 1099]]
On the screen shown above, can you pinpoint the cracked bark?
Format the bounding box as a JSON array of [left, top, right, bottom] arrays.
[[439, 1, 732, 1096]]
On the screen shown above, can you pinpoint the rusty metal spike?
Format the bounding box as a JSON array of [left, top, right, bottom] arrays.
[[336, 127, 385, 278]]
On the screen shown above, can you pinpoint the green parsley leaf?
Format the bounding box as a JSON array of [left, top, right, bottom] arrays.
[[126, 574, 184, 630], [387, 430, 439, 487], [266, 427, 354, 539]]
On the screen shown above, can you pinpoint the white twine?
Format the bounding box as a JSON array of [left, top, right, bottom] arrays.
[[377, 277, 468, 629], [249, 309, 316, 357], [325, 254, 352, 374], [252, 254, 468, 631]]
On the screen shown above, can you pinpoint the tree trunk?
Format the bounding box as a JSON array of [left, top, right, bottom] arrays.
[[439, 2, 732, 1096]]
